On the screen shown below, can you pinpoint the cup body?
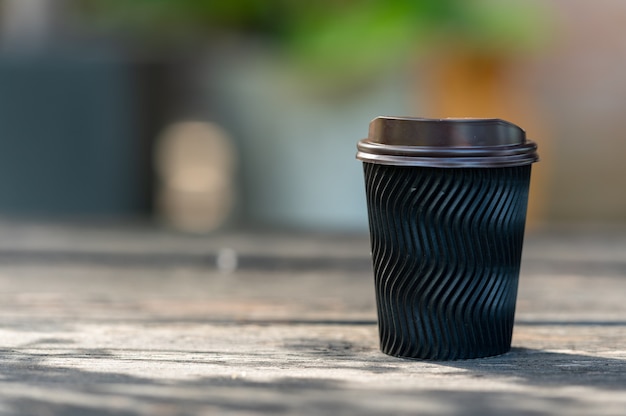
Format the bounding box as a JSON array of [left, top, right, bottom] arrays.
[[357, 116, 538, 360], [363, 162, 531, 360]]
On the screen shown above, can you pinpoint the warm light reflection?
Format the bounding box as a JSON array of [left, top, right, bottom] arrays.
[[154, 121, 237, 232]]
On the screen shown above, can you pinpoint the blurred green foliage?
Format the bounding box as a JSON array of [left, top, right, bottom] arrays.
[[77, 0, 549, 83]]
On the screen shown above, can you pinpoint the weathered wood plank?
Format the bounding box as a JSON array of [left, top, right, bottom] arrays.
[[0, 224, 625, 415]]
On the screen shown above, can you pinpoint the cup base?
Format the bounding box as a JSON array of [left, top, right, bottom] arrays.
[[382, 349, 512, 361]]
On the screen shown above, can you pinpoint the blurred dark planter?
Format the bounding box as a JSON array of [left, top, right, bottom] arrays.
[[0, 48, 179, 219]]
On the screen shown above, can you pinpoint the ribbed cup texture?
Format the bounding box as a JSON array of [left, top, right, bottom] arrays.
[[363, 163, 531, 360]]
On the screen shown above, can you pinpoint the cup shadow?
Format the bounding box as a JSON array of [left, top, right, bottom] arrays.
[[441, 347, 626, 390]]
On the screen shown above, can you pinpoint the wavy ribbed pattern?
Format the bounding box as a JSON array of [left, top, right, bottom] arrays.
[[363, 163, 531, 360]]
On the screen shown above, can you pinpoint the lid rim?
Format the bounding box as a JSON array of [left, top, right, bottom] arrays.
[[357, 140, 537, 157], [356, 152, 539, 168], [356, 139, 538, 168]]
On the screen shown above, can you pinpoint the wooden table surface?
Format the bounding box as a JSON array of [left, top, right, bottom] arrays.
[[0, 222, 625, 415]]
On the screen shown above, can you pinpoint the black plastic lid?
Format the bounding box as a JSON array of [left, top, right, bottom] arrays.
[[356, 116, 539, 168]]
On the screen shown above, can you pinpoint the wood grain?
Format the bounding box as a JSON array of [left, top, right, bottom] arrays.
[[0, 224, 625, 415]]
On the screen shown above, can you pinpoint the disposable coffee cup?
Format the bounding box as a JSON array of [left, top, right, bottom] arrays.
[[357, 116, 538, 360]]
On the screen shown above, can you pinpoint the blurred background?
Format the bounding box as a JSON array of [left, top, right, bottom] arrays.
[[0, 0, 624, 233]]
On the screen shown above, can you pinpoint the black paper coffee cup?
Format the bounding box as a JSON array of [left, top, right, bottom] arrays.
[[357, 117, 538, 360]]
